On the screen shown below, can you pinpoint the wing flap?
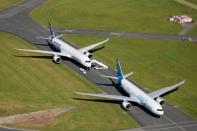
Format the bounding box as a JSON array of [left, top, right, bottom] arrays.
[[148, 80, 185, 99], [78, 38, 109, 54]]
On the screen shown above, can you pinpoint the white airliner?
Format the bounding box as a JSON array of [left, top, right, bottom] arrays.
[[76, 59, 185, 116], [17, 22, 109, 70]]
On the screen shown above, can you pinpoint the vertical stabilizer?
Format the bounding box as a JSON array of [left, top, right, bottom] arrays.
[[116, 59, 124, 81], [49, 21, 55, 38]]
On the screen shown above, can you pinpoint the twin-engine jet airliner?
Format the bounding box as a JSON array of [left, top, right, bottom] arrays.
[[76, 59, 185, 116], [17, 22, 109, 70]]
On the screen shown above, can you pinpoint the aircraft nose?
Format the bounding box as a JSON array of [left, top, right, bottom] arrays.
[[152, 108, 164, 116], [158, 111, 164, 116], [155, 110, 164, 116], [84, 63, 91, 68], [86, 63, 91, 67]]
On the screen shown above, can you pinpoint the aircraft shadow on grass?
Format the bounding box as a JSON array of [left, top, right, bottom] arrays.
[[13, 55, 52, 59], [73, 98, 119, 105]]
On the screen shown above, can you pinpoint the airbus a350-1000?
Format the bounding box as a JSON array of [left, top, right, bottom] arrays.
[[76, 59, 185, 116], [17, 22, 109, 71]]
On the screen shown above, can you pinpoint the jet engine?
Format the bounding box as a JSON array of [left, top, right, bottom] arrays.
[[84, 52, 93, 58], [53, 55, 62, 64], [122, 101, 132, 111], [155, 97, 166, 106]]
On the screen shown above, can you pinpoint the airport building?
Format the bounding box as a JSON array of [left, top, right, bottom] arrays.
[[169, 15, 192, 24]]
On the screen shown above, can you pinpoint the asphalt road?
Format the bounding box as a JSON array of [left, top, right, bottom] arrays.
[[120, 121, 197, 131], [57, 28, 197, 42], [0, 0, 196, 131]]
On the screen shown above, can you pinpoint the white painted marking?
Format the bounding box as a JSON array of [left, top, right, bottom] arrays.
[[65, 29, 74, 33], [110, 32, 123, 36]]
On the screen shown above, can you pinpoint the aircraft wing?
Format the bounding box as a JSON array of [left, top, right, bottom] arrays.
[[148, 80, 185, 99], [75, 92, 140, 103], [78, 38, 109, 54], [16, 49, 71, 58]]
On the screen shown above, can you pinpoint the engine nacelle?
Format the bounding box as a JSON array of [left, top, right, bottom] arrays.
[[122, 101, 132, 111], [53, 55, 62, 64], [155, 97, 166, 106], [84, 52, 93, 58]]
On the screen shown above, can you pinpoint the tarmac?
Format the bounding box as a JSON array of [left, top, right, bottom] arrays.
[[58, 28, 197, 41], [0, 0, 196, 130]]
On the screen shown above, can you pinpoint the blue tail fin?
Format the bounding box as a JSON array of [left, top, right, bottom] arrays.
[[116, 59, 124, 81]]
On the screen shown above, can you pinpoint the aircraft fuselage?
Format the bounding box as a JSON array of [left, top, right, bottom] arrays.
[[51, 38, 91, 68], [121, 79, 164, 115]]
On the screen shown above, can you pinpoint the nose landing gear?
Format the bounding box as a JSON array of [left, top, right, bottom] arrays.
[[79, 68, 87, 74]]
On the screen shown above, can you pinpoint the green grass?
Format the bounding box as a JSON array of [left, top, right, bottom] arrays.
[[0, 32, 139, 130], [0, 0, 22, 10], [64, 34, 197, 119], [188, 23, 197, 35], [32, 0, 197, 35]]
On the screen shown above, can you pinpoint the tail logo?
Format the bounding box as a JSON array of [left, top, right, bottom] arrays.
[[116, 59, 124, 81]]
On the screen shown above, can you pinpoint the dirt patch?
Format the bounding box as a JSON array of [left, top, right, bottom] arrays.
[[0, 106, 76, 128]]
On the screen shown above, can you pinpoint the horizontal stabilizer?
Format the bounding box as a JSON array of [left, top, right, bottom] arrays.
[[124, 72, 134, 78], [36, 36, 51, 40], [100, 72, 133, 80], [55, 34, 63, 39], [100, 74, 118, 80]]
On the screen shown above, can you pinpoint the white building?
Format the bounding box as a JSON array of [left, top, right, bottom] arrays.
[[169, 15, 192, 24]]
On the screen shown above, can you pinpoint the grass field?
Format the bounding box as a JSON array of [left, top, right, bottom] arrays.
[[188, 24, 197, 35], [32, 0, 197, 35], [63, 34, 197, 119], [0, 32, 139, 130], [0, 0, 22, 10]]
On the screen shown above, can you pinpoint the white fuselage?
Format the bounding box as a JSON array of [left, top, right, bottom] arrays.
[[51, 38, 91, 68], [121, 79, 164, 115]]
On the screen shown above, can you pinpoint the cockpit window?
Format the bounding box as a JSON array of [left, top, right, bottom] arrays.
[[157, 109, 163, 111], [85, 60, 91, 63]]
